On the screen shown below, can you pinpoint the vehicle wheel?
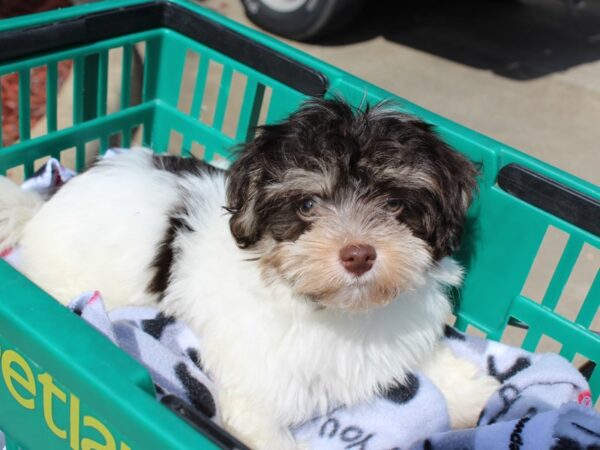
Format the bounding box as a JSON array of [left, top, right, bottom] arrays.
[[241, 0, 366, 41]]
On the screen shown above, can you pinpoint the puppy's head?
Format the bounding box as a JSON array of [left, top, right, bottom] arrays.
[[227, 98, 478, 311]]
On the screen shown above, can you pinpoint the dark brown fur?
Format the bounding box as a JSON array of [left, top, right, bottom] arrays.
[[152, 154, 222, 177], [147, 206, 194, 298], [227, 98, 478, 260]]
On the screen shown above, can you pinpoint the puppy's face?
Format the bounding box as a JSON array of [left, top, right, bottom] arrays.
[[227, 99, 478, 311]]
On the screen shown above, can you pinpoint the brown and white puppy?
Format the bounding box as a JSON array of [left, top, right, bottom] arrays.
[[0, 98, 499, 449], [227, 99, 478, 311]]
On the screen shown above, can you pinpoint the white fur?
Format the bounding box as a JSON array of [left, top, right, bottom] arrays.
[[422, 346, 500, 429], [16, 149, 181, 308], [0, 176, 43, 251], [2, 148, 498, 449]]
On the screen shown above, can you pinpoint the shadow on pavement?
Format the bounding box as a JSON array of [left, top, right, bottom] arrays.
[[319, 0, 600, 80]]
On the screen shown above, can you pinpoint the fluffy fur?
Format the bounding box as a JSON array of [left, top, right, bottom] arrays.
[[0, 176, 43, 251], [1, 99, 499, 449]]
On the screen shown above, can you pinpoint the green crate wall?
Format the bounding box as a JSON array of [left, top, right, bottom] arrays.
[[0, 1, 598, 449]]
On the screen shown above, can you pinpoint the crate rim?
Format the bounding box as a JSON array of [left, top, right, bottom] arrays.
[[0, 1, 598, 449]]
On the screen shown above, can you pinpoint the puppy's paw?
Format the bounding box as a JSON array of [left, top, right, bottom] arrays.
[[293, 439, 311, 450], [422, 345, 501, 429], [444, 371, 500, 429], [220, 393, 302, 450]]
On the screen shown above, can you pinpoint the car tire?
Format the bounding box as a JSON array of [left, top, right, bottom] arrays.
[[241, 0, 366, 41]]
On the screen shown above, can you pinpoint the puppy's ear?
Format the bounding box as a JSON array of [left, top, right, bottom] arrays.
[[383, 113, 479, 260], [429, 140, 479, 259], [226, 141, 264, 248]]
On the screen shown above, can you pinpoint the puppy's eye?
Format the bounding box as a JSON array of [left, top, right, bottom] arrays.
[[298, 198, 316, 216], [385, 198, 403, 213]]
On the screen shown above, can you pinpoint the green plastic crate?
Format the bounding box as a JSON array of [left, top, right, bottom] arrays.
[[0, 1, 598, 449]]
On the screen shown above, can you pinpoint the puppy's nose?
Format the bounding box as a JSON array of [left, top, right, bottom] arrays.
[[339, 244, 377, 276]]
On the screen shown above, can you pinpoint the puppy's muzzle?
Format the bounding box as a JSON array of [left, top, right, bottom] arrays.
[[339, 244, 377, 276]]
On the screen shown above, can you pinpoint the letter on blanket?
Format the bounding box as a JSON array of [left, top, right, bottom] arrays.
[[1, 349, 36, 409], [81, 415, 116, 450], [38, 373, 68, 439]]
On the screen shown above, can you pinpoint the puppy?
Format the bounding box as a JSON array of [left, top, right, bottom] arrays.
[[0, 99, 499, 449]]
